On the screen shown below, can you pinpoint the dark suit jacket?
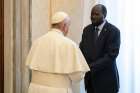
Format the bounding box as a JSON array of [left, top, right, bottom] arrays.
[[80, 21, 120, 93]]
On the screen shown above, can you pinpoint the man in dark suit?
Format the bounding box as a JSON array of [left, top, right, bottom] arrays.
[[80, 4, 121, 93]]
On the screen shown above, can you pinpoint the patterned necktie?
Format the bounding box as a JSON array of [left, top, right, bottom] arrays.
[[94, 26, 99, 40]]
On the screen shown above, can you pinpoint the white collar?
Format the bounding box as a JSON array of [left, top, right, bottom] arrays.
[[51, 28, 64, 36], [98, 20, 106, 31]]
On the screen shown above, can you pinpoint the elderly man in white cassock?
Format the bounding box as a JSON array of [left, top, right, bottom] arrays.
[[26, 11, 90, 93]]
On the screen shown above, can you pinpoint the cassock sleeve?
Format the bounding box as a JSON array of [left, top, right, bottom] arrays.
[[68, 72, 85, 83]]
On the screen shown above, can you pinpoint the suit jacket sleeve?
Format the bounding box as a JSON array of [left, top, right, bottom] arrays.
[[79, 29, 89, 63]]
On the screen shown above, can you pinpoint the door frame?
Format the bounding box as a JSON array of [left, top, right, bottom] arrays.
[[0, 0, 4, 92]]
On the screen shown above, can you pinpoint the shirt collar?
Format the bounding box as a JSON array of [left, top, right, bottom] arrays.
[[98, 20, 106, 31]]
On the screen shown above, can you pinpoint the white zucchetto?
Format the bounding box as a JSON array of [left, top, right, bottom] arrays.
[[51, 11, 69, 24]]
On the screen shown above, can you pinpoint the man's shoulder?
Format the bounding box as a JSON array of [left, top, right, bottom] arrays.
[[63, 37, 77, 47], [84, 24, 93, 29], [105, 22, 120, 32], [83, 24, 93, 33]]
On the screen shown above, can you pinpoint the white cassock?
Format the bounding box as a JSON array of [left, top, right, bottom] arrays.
[[26, 28, 90, 93]]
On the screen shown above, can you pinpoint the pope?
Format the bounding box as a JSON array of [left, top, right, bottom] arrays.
[[26, 11, 90, 93]]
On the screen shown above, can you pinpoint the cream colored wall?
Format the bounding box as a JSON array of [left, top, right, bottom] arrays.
[[31, 0, 93, 43], [51, 0, 84, 44], [31, 0, 51, 42], [31, 0, 98, 42]]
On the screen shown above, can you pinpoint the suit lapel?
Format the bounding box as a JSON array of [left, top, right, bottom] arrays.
[[97, 22, 108, 41]]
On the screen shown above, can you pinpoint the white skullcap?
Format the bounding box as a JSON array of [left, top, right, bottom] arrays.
[[51, 11, 69, 24]]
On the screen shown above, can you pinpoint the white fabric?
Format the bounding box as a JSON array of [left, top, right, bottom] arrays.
[[26, 28, 89, 93], [28, 83, 72, 93], [28, 70, 85, 93], [68, 72, 85, 83], [51, 12, 68, 24], [26, 28, 89, 74], [31, 70, 71, 88]]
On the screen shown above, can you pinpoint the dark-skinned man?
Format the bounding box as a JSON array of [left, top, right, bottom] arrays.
[[80, 4, 121, 93]]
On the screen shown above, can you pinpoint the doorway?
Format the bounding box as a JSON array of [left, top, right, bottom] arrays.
[[0, 0, 4, 92]]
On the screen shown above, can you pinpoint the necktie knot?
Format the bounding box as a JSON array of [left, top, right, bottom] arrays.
[[95, 26, 99, 32]]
